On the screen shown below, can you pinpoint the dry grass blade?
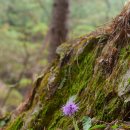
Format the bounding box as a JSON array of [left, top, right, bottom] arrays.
[[108, 3, 130, 45]]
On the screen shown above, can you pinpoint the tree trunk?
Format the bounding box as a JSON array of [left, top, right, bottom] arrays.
[[48, 0, 69, 61], [2, 4, 130, 130]]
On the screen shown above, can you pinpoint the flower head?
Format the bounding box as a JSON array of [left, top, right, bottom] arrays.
[[62, 101, 78, 116]]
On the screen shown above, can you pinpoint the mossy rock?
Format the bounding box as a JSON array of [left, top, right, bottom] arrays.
[[3, 3, 130, 130]]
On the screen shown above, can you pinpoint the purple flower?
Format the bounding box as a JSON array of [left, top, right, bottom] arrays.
[[62, 101, 78, 116]]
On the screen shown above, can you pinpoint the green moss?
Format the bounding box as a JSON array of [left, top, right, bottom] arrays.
[[101, 97, 122, 121], [128, 78, 130, 85], [5, 35, 130, 130], [6, 116, 23, 130], [27, 129, 34, 130], [43, 40, 100, 129], [26, 37, 99, 129]]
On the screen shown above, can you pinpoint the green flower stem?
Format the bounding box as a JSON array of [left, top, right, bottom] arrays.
[[72, 117, 79, 130]]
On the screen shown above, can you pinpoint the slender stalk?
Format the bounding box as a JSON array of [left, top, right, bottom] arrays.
[[72, 117, 79, 130]]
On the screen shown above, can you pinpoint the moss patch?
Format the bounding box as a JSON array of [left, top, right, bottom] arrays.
[[6, 116, 23, 130]]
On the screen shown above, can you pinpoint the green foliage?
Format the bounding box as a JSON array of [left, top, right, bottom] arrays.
[[70, 0, 126, 36], [0, 0, 126, 37], [111, 124, 119, 129], [31, 23, 48, 35], [90, 124, 106, 130], [73, 118, 79, 130], [128, 78, 130, 85], [19, 78, 32, 87], [6, 116, 23, 130]]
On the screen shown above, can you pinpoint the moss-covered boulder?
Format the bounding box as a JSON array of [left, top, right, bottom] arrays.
[[2, 3, 130, 130]]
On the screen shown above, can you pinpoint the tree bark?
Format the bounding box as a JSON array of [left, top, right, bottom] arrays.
[[48, 0, 69, 61]]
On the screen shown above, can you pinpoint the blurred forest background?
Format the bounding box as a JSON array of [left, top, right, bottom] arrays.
[[0, 0, 126, 116]]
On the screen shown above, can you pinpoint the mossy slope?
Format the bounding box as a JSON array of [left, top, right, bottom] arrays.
[[5, 4, 130, 130]]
